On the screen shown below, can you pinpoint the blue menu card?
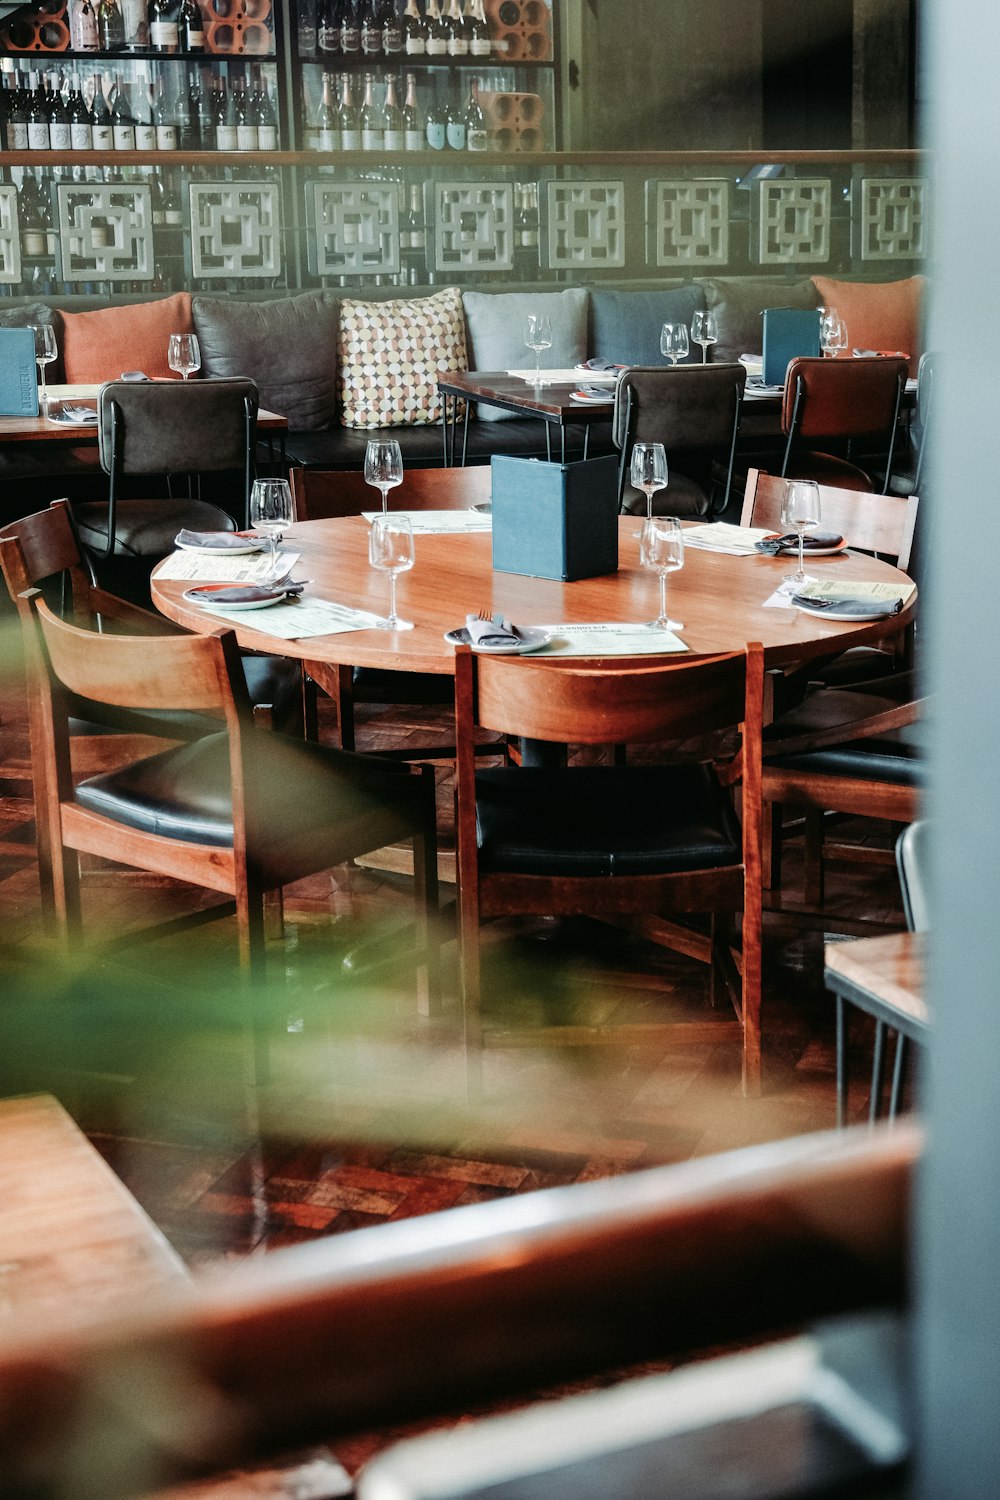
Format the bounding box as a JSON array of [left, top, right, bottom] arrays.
[[0, 328, 39, 417]]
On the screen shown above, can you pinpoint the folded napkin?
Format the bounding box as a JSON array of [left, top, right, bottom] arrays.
[[570, 385, 616, 403], [755, 530, 845, 555], [576, 357, 628, 372], [465, 613, 520, 647], [48, 405, 98, 425], [189, 583, 304, 605], [791, 593, 904, 617], [176, 529, 265, 552]]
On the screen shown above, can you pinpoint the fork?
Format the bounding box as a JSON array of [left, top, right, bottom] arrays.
[[478, 608, 495, 623]]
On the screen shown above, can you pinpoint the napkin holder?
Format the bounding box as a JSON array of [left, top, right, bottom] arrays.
[[491, 454, 619, 582]]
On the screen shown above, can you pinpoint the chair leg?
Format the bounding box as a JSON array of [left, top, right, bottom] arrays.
[[888, 1033, 908, 1120], [869, 1020, 888, 1124], [835, 995, 848, 1128], [263, 886, 285, 943], [762, 799, 783, 891], [336, 664, 356, 751], [303, 672, 319, 742], [51, 843, 83, 944], [458, 881, 483, 1104], [804, 809, 826, 905], [741, 902, 762, 1098], [236, 879, 271, 1088]]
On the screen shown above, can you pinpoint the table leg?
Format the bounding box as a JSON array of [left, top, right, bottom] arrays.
[[461, 401, 471, 467], [441, 395, 453, 466], [545, 426, 552, 462], [889, 1034, 908, 1120], [560, 426, 566, 464], [869, 1019, 888, 1124], [836, 994, 847, 1128], [583, 426, 590, 461]]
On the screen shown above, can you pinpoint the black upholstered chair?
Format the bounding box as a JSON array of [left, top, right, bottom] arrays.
[[454, 643, 764, 1094], [612, 363, 747, 518], [72, 378, 258, 603], [779, 356, 908, 493]]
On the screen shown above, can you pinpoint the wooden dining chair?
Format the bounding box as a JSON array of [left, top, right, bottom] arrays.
[[23, 592, 440, 1065], [289, 465, 492, 754], [454, 643, 765, 1094], [741, 468, 919, 571], [778, 356, 909, 493]]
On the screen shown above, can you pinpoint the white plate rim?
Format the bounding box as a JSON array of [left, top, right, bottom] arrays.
[[182, 585, 289, 610], [444, 626, 552, 654], [760, 535, 848, 558], [793, 599, 898, 622], [175, 536, 266, 556]]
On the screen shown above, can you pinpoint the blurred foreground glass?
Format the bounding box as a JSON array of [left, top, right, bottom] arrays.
[[369, 513, 415, 630]]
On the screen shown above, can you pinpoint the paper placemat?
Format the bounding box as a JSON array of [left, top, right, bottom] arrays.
[[531, 622, 687, 656], [362, 510, 491, 533], [683, 523, 773, 555], [157, 549, 301, 583], [764, 578, 916, 610], [185, 597, 386, 640], [505, 367, 618, 385]]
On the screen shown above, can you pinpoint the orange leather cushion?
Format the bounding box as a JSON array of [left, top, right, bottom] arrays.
[[811, 275, 924, 376], [60, 292, 193, 383]]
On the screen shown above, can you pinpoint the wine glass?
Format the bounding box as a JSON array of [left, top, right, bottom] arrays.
[[640, 516, 685, 631], [780, 478, 822, 585], [629, 441, 668, 536], [820, 310, 847, 358], [369, 514, 415, 631], [364, 439, 404, 514], [660, 322, 690, 366], [30, 324, 57, 417], [691, 309, 718, 364], [524, 312, 553, 385], [249, 477, 294, 582], [167, 332, 201, 380]]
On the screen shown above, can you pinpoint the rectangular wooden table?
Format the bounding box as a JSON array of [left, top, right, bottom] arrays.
[[437, 370, 620, 465], [825, 931, 927, 1127]]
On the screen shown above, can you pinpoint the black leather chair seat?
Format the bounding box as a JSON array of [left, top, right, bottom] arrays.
[[74, 730, 429, 875], [66, 655, 301, 742], [352, 665, 452, 705], [73, 499, 235, 558], [475, 764, 741, 877], [764, 685, 926, 786]]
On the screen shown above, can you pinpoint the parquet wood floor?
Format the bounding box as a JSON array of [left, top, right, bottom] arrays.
[[0, 671, 913, 1480]]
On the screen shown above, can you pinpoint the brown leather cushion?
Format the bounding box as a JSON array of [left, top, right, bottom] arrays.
[[699, 277, 819, 364], [194, 292, 340, 432]]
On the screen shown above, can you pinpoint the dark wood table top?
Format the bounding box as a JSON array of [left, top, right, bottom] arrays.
[[437, 370, 619, 424], [0, 384, 289, 444], [152, 516, 917, 678], [825, 931, 927, 1032]]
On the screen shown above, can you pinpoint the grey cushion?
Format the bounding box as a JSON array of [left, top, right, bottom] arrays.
[[193, 292, 339, 431], [463, 289, 589, 421], [699, 277, 819, 364], [590, 286, 705, 368]]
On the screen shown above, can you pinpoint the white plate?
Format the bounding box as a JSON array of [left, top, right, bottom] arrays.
[[175, 534, 265, 556], [183, 584, 290, 611], [761, 534, 848, 558], [793, 599, 899, 622], [444, 625, 552, 655]]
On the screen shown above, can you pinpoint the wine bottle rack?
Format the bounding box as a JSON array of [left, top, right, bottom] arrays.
[[479, 90, 543, 151], [483, 0, 551, 63], [2, 0, 71, 52], [203, 0, 274, 56]]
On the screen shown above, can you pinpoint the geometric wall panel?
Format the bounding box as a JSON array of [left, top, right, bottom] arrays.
[[645, 178, 729, 267], [0, 186, 21, 285], [188, 182, 281, 280], [859, 177, 927, 261], [54, 182, 153, 282], [308, 182, 399, 277], [432, 182, 513, 273], [544, 179, 625, 269], [756, 178, 831, 266]]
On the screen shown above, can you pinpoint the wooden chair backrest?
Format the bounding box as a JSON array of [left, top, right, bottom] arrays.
[[781, 356, 908, 440], [0, 501, 92, 616], [740, 468, 919, 572], [290, 465, 492, 521], [611, 364, 747, 452]]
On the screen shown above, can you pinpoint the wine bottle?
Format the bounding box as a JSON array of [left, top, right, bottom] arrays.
[[359, 69, 381, 148], [254, 68, 277, 148], [317, 0, 341, 54], [402, 70, 422, 149], [162, 170, 182, 225], [90, 72, 114, 150], [424, 0, 447, 56], [444, 0, 468, 56], [27, 73, 50, 151], [402, 181, 425, 255], [360, 0, 381, 55], [179, 69, 201, 147], [111, 71, 135, 149], [67, 73, 91, 149], [235, 73, 257, 149], [445, 92, 465, 148], [133, 68, 156, 148], [154, 76, 178, 148], [213, 77, 237, 149], [5, 66, 28, 151], [149, 166, 166, 225], [340, 0, 361, 51], [338, 70, 359, 147], [19, 174, 47, 257], [380, 70, 402, 149], [48, 72, 72, 150], [464, 73, 486, 150], [316, 70, 338, 149], [70, 0, 100, 51], [149, 0, 179, 53], [97, 0, 126, 50], [381, 0, 402, 54], [121, 0, 148, 49], [466, 0, 490, 56], [401, 0, 425, 54], [424, 88, 445, 148], [179, 0, 205, 51], [515, 178, 538, 277]]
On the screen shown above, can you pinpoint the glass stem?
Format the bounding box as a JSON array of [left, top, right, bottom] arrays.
[[269, 533, 278, 578], [659, 572, 668, 623], [798, 531, 805, 579], [38, 364, 46, 414], [388, 572, 397, 626], [382, 486, 389, 514], [701, 345, 708, 364], [646, 489, 653, 521]]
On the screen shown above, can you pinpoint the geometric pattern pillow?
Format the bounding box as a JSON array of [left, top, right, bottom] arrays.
[[338, 286, 467, 429]]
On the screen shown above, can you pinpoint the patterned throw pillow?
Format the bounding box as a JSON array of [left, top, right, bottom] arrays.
[[338, 286, 467, 429]]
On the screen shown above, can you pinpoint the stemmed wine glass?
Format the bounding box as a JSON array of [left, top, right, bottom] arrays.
[[524, 312, 553, 385], [660, 322, 690, 366], [30, 324, 57, 417], [630, 441, 668, 536], [640, 516, 685, 631], [364, 439, 404, 514], [167, 332, 201, 380], [780, 478, 822, 585], [820, 310, 847, 358], [249, 477, 294, 583], [369, 514, 415, 631], [691, 309, 718, 363]]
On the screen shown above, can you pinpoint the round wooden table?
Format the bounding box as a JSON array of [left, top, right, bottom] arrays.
[[152, 517, 917, 679]]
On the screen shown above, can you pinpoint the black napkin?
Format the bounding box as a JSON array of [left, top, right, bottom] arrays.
[[176, 529, 265, 552], [755, 530, 845, 556], [189, 583, 304, 605], [791, 593, 904, 617], [577, 357, 627, 372]]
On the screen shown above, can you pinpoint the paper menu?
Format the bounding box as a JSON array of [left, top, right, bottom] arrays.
[[532, 622, 688, 656], [156, 550, 301, 582], [764, 577, 916, 610], [505, 368, 619, 385], [180, 598, 385, 641], [682, 523, 773, 555], [361, 510, 491, 533]]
